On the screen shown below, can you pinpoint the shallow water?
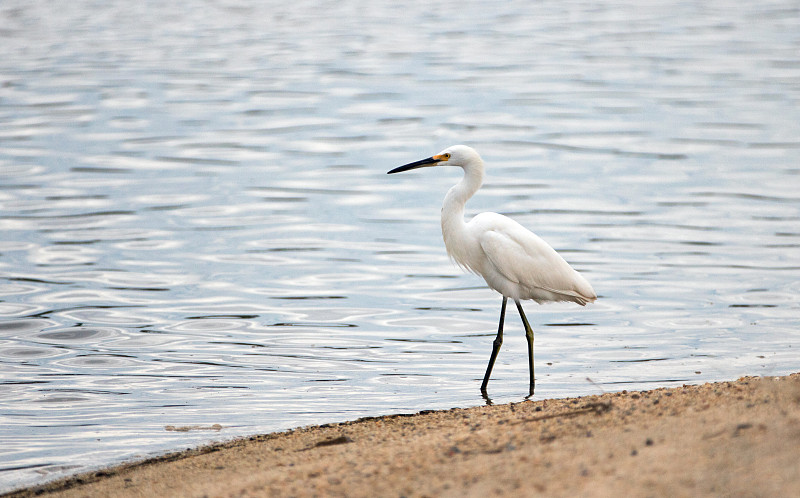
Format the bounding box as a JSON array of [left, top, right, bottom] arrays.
[[2, 0, 800, 491]]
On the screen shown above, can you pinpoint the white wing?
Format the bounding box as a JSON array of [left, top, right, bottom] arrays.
[[471, 213, 596, 305]]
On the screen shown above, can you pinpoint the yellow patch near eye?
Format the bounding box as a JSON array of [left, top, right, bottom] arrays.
[[433, 154, 449, 161]]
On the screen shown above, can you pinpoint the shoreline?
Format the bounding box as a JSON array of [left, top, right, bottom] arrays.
[[8, 373, 800, 497]]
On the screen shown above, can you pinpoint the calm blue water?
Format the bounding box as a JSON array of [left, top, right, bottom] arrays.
[[2, 0, 799, 491]]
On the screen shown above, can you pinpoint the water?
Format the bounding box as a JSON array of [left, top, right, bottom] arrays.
[[2, 0, 799, 491]]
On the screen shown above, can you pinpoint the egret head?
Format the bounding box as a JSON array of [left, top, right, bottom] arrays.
[[387, 145, 482, 174]]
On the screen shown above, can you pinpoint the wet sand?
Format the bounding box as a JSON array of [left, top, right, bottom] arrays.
[[9, 373, 800, 497]]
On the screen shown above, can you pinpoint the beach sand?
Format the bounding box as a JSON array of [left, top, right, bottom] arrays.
[[9, 373, 800, 497]]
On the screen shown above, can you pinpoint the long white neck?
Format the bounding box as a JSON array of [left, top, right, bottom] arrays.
[[441, 160, 484, 264]]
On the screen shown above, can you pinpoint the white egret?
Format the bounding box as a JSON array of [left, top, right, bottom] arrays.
[[388, 145, 596, 395]]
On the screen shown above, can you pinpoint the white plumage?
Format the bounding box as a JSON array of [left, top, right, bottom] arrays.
[[388, 144, 596, 395]]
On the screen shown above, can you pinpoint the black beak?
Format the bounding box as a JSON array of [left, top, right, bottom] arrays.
[[387, 156, 439, 174]]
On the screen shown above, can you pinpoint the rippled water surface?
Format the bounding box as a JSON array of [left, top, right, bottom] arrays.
[[2, 0, 800, 491]]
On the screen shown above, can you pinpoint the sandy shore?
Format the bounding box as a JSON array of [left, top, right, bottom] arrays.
[[8, 373, 800, 497]]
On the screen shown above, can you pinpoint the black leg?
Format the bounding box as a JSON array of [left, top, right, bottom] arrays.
[[514, 299, 535, 396], [481, 296, 507, 394]]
